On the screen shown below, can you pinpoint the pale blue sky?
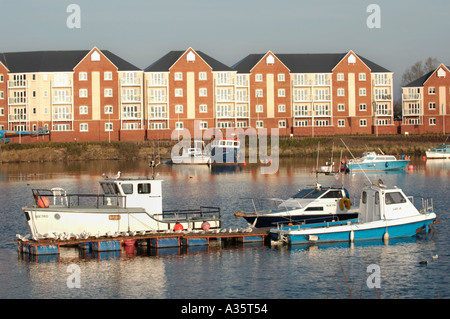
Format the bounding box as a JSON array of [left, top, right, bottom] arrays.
[[1, 0, 449, 98]]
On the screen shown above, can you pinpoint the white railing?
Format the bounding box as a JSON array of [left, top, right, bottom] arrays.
[[8, 80, 27, 88], [8, 97, 27, 105], [402, 94, 421, 100]]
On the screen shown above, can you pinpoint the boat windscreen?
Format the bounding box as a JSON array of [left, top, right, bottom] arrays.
[[293, 188, 328, 199], [101, 182, 119, 195]]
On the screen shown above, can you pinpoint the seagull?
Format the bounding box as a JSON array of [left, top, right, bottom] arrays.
[[129, 231, 137, 236], [432, 254, 438, 260], [111, 171, 121, 180], [102, 173, 109, 179], [16, 234, 29, 242], [139, 230, 146, 236]]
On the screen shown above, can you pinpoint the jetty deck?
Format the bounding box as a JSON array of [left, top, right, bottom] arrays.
[[16, 228, 270, 255]]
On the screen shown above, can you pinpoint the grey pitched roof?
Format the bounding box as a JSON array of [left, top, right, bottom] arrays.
[[232, 52, 391, 73], [145, 50, 233, 72], [0, 49, 140, 73], [404, 65, 450, 87]]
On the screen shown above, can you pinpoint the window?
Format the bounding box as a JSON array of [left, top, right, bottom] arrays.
[[255, 74, 263, 82], [359, 88, 366, 96], [0, 91, 3, 99], [360, 104, 367, 111], [236, 121, 247, 128], [385, 192, 407, 205], [175, 88, 183, 97], [79, 106, 88, 114], [337, 73, 344, 81], [175, 105, 183, 113], [138, 183, 151, 194], [337, 88, 345, 96], [295, 120, 308, 127], [199, 72, 207, 80], [278, 89, 285, 97], [0, 75, 3, 82], [315, 120, 329, 127], [256, 121, 263, 128], [80, 123, 88, 132], [175, 122, 184, 130], [105, 123, 113, 131], [105, 105, 113, 114], [278, 74, 285, 82], [429, 118, 436, 125], [122, 184, 133, 194], [200, 121, 208, 129], [428, 87, 436, 94], [338, 119, 345, 127], [199, 88, 207, 96], [104, 72, 112, 80], [315, 74, 328, 85], [150, 105, 167, 118], [217, 122, 232, 128], [104, 89, 113, 97], [429, 102, 436, 110], [278, 120, 286, 128], [123, 123, 139, 130], [362, 191, 367, 204], [0, 108, 4, 115], [256, 105, 263, 113], [199, 104, 207, 113], [175, 72, 183, 81], [294, 105, 309, 117], [79, 72, 87, 81], [360, 119, 367, 127], [338, 104, 345, 111], [278, 104, 286, 112], [359, 73, 366, 81], [54, 124, 70, 131], [79, 89, 88, 97], [255, 89, 263, 97]]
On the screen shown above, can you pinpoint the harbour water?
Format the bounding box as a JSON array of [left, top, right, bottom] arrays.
[[0, 157, 448, 300]]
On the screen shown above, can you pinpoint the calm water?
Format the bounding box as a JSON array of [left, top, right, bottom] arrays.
[[0, 157, 449, 299]]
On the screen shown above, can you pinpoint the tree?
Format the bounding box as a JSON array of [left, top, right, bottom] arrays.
[[401, 57, 440, 86]]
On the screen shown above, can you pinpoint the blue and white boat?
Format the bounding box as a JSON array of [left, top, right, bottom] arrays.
[[210, 138, 241, 165], [426, 144, 450, 159], [347, 151, 410, 171], [269, 182, 437, 245], [234, 184, 358, 228]]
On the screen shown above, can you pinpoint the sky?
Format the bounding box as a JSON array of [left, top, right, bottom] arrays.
[[1, 0, 449, 99]]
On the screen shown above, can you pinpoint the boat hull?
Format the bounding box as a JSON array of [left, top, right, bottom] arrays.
[[271, 214, 436, 245], [425, 151, 450, 159], [242, 212, 358, 228], [23, 206, 221, 237], [348, 160, 409, 171]]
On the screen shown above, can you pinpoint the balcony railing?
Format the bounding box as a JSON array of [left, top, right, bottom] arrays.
[[293, 111, 312, 117], [216, 95, 234, 102], [148, 79, 168, 86], [402, 93, 421, 100], [53, 96, 72, 104], [403, 109, 423, 116], [8, 97, 27, 105], [121, 78, 141, 86], [122, 112, 142, 120], [52, 114, 73, 121], [122, 95, 141, 102], [8, 114, 27, 122], [149, 96, 167, 103], [293, 79, 331, 86], [235, 111, 249, 118], [373, 79, 392, 86], [215, 79, 234, 86], [375, 94, 392, 101], [52, 80, 72, 87], [8, 80, 27, 88], [374, 109, 393, 116]]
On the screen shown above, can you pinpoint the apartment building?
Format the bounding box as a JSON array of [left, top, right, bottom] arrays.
[[0, 47, 143, 143], [144, 48, 236, 139], [401, 64, 450, 135], [232, 50, 395, 136], [0, 47, 397, 143]]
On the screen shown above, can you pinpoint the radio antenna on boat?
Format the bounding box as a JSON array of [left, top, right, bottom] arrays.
[[340, 138, 372, 185]]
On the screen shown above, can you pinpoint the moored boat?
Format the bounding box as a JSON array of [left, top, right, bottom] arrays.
[[270, 182, 437, 245], [171, 141, 211, 165], [210, 138, 241, 165], [425, 144, 450, 159], [234, 184, 358, 228], [347, 151, 410, 171], [22, 171, 221, 239]]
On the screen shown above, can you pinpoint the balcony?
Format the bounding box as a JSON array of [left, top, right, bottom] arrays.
[[293, 79, 331, 86], [215, 95, 234, 102], [53, 96, 72, 104], [402, 93, 421, 101], [122, 112, 142, 120], [8, 80, 27, 88], [373, 79, 392, 86], [375, 94, 392, 101], [148, 79, 168, 87], [121, 78, 141, 86], [314, 111, 331, 117], [149, 96, 167, 103], [374, 109, 393, 116], [8, 97, 27, 105], [215, 78, 234, 86], [122, 95, 141, 103], [235, 111, 249, 118], [8, 114, 27, 122], [52, 113, 73, 121], [293, 95, 312, 102], [52, 80, 72, 87], [403, 108, 422, 116], [293, 111, 312, 117]]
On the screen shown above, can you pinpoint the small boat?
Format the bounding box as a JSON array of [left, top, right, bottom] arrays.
[[270, 181, 437, 245], [171, 141, 211, 165], [210, 137, 241, 165], [347, 151, 410, 171], [22, 169, 221, 238], [234, 184, 358, 228], [425, 144, 450, 159]]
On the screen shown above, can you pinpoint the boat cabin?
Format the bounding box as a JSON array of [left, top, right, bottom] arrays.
[[99, 178, 163, 215], [358, 184, 420, 223]]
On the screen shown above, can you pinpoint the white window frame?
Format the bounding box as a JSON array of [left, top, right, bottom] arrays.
[[337, 88, 345, 96]]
